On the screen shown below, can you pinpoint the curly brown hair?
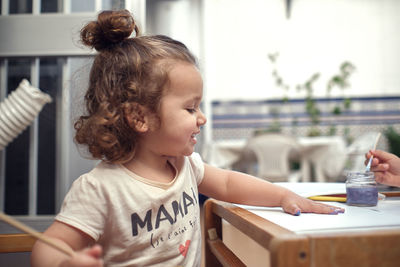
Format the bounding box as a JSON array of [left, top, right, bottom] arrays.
[[75, 9, 197, 164]]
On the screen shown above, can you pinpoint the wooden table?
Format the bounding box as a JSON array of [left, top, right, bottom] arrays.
[[203, 191, 400, 267]]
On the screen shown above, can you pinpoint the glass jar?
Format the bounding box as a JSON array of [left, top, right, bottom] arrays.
[[345, 171, 378, 206]]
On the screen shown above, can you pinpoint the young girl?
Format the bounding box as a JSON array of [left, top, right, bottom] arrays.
[[31, 10, 344, 267]]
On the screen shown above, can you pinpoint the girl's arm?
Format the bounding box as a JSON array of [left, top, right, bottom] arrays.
[[31, 221, 103, 267], [198, 163, 343, 215]]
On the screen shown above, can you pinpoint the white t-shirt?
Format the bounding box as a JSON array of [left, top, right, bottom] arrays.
[[56, 153, 204, 267]]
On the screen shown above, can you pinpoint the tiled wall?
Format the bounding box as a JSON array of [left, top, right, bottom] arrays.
[[211, 96, 400, 151]]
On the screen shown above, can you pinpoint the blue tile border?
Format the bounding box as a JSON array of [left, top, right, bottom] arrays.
[[210, 96, 400, 142]]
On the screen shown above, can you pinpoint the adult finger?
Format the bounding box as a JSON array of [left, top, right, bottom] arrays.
[[374, 172, 385, 184], [365, 153, 380, 166], [375, 173, 400, 187], [371, 150, 395, 161], [370, 163, 389, 172]]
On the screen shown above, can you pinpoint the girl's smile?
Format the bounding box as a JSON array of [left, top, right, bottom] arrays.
[[191, 131, 201, 144]]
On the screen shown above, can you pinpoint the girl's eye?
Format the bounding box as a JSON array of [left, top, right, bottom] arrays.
[[186, 108, 196, 114]]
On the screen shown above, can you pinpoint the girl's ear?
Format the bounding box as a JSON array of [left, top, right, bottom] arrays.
[[124, 103, 149, 133]]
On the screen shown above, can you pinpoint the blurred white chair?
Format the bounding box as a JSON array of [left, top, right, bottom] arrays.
[[302, 136, 347, 182], [345, 131, 381, 172], [236, 133, 302, 182]]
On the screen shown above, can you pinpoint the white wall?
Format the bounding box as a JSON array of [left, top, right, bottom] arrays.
[[202, 0, 400, 100], [146, 0, 202, 58]]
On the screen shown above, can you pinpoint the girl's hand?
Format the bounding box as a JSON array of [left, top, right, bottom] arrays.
[[280, 190, 344, 216], [60, 245, 103, 267]]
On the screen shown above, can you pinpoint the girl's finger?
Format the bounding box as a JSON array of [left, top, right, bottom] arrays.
[[285, 203, 301, 216], [307, 201, 345, 214], [85, 245, 102, 259]]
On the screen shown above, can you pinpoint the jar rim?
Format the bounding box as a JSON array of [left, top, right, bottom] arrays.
[[346, 171, 375, 183], [346, 171, 374, 176]]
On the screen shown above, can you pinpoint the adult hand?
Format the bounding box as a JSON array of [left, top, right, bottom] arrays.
[[366, 150, 400, 187]]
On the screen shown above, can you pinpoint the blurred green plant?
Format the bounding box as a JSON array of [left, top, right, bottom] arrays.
[[296, 73, 321, 136], [266, 53, 290, 133], [268, 52, 290, 100], [327, 62, 356, 94], [267, 53, 356, 137], [326, 61, 356, 138], [384, 126, 400, 157]]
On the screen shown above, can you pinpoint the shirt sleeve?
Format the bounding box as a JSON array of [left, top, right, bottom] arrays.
[[55, 175, 107, 241], [188, 152, 205, 185]]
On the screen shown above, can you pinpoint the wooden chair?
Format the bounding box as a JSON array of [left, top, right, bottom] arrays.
[[0, 233, 35, 253]]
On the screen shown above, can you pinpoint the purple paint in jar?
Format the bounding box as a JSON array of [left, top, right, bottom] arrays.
[[345, 171, 378, 207]]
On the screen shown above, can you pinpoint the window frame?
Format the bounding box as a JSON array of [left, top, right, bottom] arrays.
[[0, 0, 146, 230]]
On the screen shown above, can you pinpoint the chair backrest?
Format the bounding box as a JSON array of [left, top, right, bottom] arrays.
[[346, 131, 381, 172], [307, 136, 348, 181], [243, 133, 301, 182], [347, 131, 380, 154]]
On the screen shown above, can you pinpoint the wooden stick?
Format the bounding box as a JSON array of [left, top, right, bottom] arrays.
[[366, 132, 382, 171], [0, 212, 74, 257], [372, 132, 381, 151]]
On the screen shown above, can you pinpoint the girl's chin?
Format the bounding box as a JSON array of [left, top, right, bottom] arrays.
[[166, 148, 195, 157], [183, 146, 196, 156], [183, 149, 195, 156]]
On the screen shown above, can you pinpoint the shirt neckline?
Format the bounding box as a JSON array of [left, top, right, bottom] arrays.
[[119, 160, 179, 190]]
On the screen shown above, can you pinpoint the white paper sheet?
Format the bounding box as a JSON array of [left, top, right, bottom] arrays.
[[235, 183, 400, 234], [275, 182, 346, 197]]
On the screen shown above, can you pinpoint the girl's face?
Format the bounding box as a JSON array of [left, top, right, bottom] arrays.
[[146, 62, 206, 157]]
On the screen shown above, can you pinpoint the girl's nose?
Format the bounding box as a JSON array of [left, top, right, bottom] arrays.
[[197, 109, 207, 126]]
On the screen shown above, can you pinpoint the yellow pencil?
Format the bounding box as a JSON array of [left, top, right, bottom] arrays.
[[308, 196, 347, 202]]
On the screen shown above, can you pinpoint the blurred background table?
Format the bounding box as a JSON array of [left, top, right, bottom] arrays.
[[202, 135, 348, 182], [297, 136, 347, 182], [202, 139, 246, 169]]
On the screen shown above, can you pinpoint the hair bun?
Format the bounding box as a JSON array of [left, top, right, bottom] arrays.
[[80, 9, 138, 51]]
